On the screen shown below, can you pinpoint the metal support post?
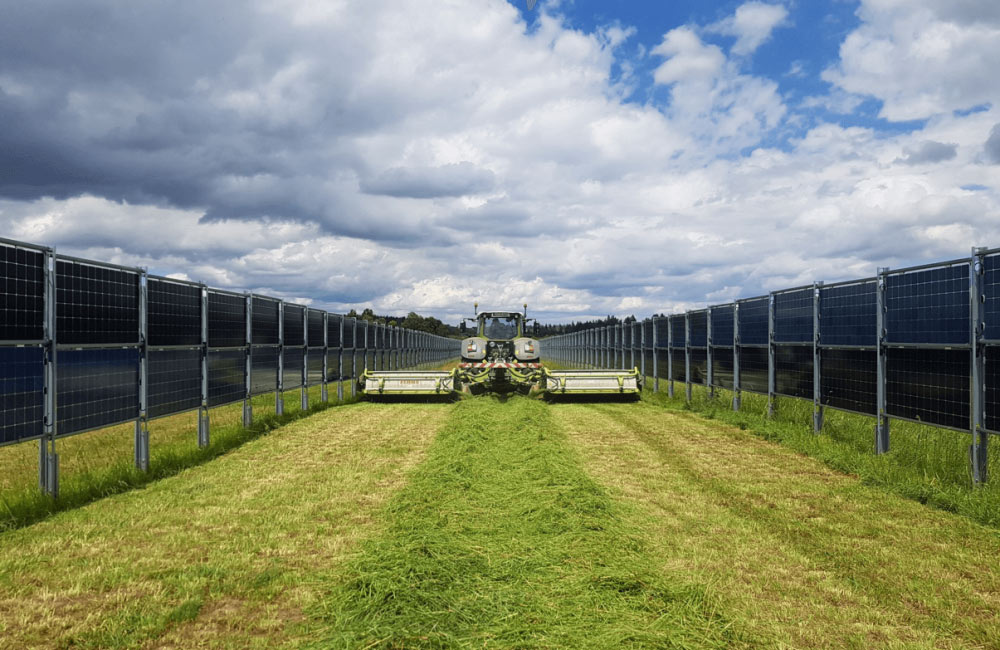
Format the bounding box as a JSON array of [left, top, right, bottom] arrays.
[[276, 301, 284, 416], [350, 319, 357, 397], [198, 286, 210, 447], [685, 313, 692, 403], [640, 324, 646, 380], [301, 307, 309, 412], [733, 302, 741, 411], [243, 293, 253, 428], [971, 248, 988, 483], [707, 308, 714, 399], [337, 317, 344, 401], [321, 312, 329, 403], [876, 268, 890, 454], [653, 318, 659, 393], [813, 282, 824, 433], [40, 249, 59, 497], [668, 316, 675, 398], [767, 293, 776, 419], [135, 271, 150, 472]]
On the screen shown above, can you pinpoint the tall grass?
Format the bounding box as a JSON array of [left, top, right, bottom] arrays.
[[642, 378, 1000, 528]]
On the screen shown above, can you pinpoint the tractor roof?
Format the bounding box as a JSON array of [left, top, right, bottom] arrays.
[[479, 311, 522, 318]]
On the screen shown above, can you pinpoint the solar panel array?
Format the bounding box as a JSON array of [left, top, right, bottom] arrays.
[[543, 248, 997, 477], [0, 238, 462, 451]]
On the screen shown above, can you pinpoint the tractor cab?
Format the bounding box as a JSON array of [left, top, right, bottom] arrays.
[[478, 312, 523, 340]]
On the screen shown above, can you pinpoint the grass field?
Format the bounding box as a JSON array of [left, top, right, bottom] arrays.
[[3, 393, 1000, 648]]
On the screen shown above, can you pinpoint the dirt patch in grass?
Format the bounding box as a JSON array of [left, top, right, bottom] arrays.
[[0, 402, 450, 650], [552, 401, 1000, 649]]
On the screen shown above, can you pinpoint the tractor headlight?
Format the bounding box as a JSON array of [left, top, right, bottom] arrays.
[[467, 343, 478, 353]]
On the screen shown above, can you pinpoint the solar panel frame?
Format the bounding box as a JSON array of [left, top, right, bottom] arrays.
[[147, 348, 202, 419], [821, 348, 877, 416], [283, 304, 305, 346], [0, 242, 46, 343], [308, 310, 325, 347], [0, 346, 44, 446], [251, 296, 280, 345], [710, 346, 734, 389], [688, 347, 707, 384], [775, 345, 813, 399], [670, 316, 685, 349], [56, 347, 140, 437], [737, 296, 769, 346], [328, 314, 343, 348], [886, 347, 970, 431], [987, 345, 999, 433], [819, 279, 877, 347], [283, 347, 304, 389], [985, 253, 1000, 342], [738, 346, 769, 394], [250, 346, 279, 395], [773, 288, 813, 344], [147, 277, 203, 347], [885, 263, 970, 346], [207, 349, 245, 407], [207, 290, 246, 348], [689, 310, 708, 348], [710, 304, 735, 346], [56, 258, 140, 346]]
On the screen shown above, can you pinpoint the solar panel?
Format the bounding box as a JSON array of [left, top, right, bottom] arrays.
[[307, 352, 324, 385], [886, 265, 969, 345], [671, 352, 686, 382], [689, 348, 707, 384], [886, 347, 969, 430], [820, 281, 876, 347], [985, 254, 1000, 341], [325, 349, 341, 382], [251, 297, 279, 345], [0, 346, 44, 445], [738, 297, 769, 346], [738, 347, 768, 393], [655, 349, 669, 379], [57, 347, 139, 435], [308, 310, 325, 347], [283, 304, 305, 346], [643, 319, 654, 347], [670, 316, 685, 348], [207, 291, 246, 348], [654, 318, 669, 348], [283, 347, 304, 389], [147, 348, 201, 418], [710, 305, 734, 346], [207, 349, 245, 407], [821, 348, 876, 415], [250, 346, 278, 395], [774, 289, 813, 343], [775, 345, 813, 399], [147, 278, 202, 347], [328, 314, 342, 348], [689, 311, 708, 347], [711, 347, 734, 389], [56, 259, 139, 345], [0, 243, 45, 342]]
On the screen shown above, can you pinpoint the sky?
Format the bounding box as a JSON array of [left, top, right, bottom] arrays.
[[1, 0, 999, 324]]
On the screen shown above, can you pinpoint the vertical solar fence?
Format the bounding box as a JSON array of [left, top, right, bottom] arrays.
[[0, 237, 462, 497], [542, 246, 999, 485]]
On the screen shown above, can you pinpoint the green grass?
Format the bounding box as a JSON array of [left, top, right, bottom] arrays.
[[306, 396, 752, 649], [640, 379, 1000, 529], [0, 380, 361, 533]]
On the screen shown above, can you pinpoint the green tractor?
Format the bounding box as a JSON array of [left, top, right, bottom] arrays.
[[359, 304, 641, 397]]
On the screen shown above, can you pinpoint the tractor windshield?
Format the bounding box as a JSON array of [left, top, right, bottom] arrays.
[[483, 316, 519, 340]]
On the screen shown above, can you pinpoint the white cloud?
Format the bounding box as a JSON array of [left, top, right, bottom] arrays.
[[708, 2, 790, 56], [824, 0, 1000, 121]]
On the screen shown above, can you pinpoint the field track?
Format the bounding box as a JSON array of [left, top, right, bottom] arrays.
[[1, 397, 999, 649]]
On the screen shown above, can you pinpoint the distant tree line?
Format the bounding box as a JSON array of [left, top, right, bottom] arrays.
[[345, 308, 464, 338], [533, 314, 641, 337]]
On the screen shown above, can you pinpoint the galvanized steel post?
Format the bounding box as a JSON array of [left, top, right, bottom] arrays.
[[301, 307, 309, 412], [707, 307, 714, 399], [243, 293, 253, 427], [876, 268, 890, 454], [40, 248, 59, 497], [767, 293, 776, 419], [276, 300, 284, 416], [135, 271, 150, 472], [198, 286, 210, 447], [733, 302, 741, 412], [322, 312, 329, 403], [667, 315, 675, 398], [653, 317, 659, 393], [971, 248, 988, 483], [685, 312, 692, 403], [812, 282, 824, 433]]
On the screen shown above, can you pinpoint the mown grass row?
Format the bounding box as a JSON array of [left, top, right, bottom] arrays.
[[640, 377, 1000, 528], [306, 396, 754, 648], [0, 380, 360, 532]]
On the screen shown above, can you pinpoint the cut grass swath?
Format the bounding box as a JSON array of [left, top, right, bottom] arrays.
[[307, 396, 754, 649]]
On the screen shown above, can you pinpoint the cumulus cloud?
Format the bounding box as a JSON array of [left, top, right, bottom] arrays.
[[896, 140, 958, 165], [361, 163, 496, 198], [708, 2, 789, 56], [824, 0, 1000, 121]]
